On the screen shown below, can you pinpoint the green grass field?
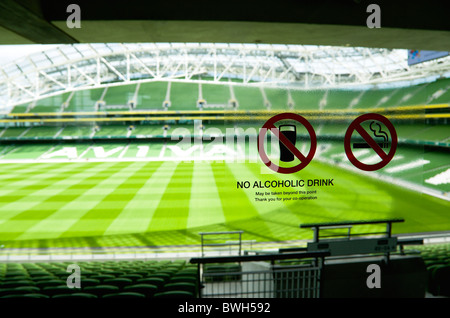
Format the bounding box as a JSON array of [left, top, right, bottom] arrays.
[[2, 77, 449, 250], [0, 156, 448, 249]]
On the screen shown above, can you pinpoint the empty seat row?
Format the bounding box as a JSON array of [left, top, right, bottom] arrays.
[[0, 281, 197, 299], [405, 242, 450, 297], [0, 259, 198, 299]]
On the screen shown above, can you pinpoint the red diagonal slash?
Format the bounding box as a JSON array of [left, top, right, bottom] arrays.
[[355, 124, 388, 160], [266, 123, 307, 162]]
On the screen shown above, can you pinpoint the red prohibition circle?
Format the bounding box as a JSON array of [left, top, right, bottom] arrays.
[[344, 113, 398, 171], [258, 113, 317, 174]]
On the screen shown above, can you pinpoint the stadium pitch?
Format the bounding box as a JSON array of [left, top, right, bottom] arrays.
[[0, 146, 448, 249]]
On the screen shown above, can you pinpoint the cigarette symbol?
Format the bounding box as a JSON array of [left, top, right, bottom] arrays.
[[353, 121, 390, 149]]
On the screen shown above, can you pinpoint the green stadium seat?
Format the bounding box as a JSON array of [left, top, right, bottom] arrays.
[[123, 284, 158, 297], [32, 276, 58, 283], [174, 268, 198, 276], [90, 274, 116, 282], [153, 290, 194, 298], [14, 286, 41, 293], [27, 271, 51, 277], [103, 278, 133, 289], [102, 292, 146, 299], [432, 265, 450, 297], [79, 270, 97, 277], [133, 269, 156, 277], [98, 268, 115, 273], [52, 293, 98, 299], [147, 265, 163, 272], [163, 282, 197, 296], [167, 263, 185, 270], [1, 280, 36, 289], [426, 260, 447, 268], [52, 270, 71, 278], [117, 268, 135, 274], [0, 293, 50, 299], [156, 269, 177, 276], [136, 278, 165, 289], [148, 273, 171, 283], [4, 272, 27, 279], [169, 276, 198, 288], [119, 274, 143, 281], [35, 279, 66, 289], [1, 276, 31, 282], [83, 285, 120, 297], [79, 278, 101, 287], [0, 286, 41, 297], [42, 285, 75, 296], [5, 267, 24, 271]]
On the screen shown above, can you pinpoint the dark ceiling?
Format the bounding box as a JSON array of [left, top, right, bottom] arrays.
[[0, 0, 449, 50]]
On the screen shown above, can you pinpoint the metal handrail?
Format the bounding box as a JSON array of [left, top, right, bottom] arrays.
[[300, 218, 405, 243], [190, 251, 330, 265]]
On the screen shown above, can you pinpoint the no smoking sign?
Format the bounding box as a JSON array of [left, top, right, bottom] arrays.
[[344, 113, 398, 171]]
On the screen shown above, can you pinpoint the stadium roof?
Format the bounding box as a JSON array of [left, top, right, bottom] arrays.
[[1, 0, 449, 51], [1, 42, 450, 110]]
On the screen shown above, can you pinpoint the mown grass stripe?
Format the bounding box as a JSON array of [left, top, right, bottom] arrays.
[[0, 163, 80, 193], [13, 162, 122, 241], [147, 162, 193, 231], [0, 163, 92, 220], [55, 162, 145, 238], [0, 163, 115, 240], [102, 161, 167, 235], [187, 162, 225, 229], [112, 161, 181, 234], [210, 162, 266, 228]]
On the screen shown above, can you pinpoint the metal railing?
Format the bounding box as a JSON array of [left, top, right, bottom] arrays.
[[199, 231, 244, 257], [190, 251, 329, 298]]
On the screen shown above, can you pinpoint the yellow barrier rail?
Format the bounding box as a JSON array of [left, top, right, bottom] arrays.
[[1, 103, 448, 119], [0, 113, 448, 124]]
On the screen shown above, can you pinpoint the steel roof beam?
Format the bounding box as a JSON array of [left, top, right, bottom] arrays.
[[0, 0, 77, 44]]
